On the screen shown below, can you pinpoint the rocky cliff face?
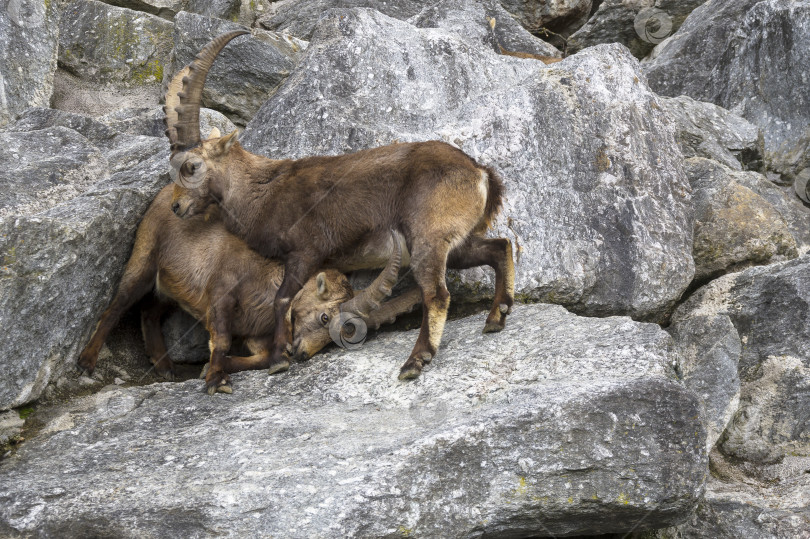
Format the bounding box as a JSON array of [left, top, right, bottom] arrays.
[[1, 0, 808, 537]]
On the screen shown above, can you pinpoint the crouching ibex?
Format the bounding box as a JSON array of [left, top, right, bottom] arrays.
[[78, 180, 419, 394], [166, 32, 516, 386]]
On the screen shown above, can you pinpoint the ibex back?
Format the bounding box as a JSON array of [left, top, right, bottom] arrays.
[[166, 32, 516, 384]]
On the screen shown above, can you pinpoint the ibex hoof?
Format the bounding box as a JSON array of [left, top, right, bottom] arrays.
[[76, 351, 97, 376], [206, 378, 232, 395], [199, 362, 210, 379], [482, 320, 505, 334], [267, 358, 291, 375], [398, 357, 426, 380], [154, 359, 176, 381]]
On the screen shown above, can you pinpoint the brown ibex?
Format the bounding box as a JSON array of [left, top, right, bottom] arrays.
[[78, 180, 417, 394], [167, 32, 516, 385]]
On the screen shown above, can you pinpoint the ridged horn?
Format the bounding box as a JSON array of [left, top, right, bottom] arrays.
[[164, 65, 190, 153], [340, 230, 403, 318], [365, 287, 422, 330], [171, 30, 249, 150]]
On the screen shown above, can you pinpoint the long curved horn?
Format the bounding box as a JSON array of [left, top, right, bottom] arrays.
[[365, 287, 422, 330], [341, 230, 403, 318], [164, 65, 189, 153], [169, 30, 248, 151]]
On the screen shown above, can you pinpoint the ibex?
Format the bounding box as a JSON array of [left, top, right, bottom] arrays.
[[78, 180, 418, 394], [167, 32, 516, 387]]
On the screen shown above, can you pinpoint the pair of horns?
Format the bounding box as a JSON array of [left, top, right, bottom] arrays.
[[164, 30, 248, 152], [340, 231, 404, 318]]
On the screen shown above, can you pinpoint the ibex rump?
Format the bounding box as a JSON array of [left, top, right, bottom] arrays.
[[167, 32, 516, 386]]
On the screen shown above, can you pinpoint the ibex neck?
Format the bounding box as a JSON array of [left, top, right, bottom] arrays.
[[217, 151, 283, 250]]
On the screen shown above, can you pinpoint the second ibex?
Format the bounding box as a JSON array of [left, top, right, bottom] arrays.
[[166, 31, 515, 388]]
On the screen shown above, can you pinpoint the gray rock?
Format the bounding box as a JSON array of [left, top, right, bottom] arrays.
[[258, 0, 436, 39], [0, 0, 59, 126], [0, 410, 24, 448], [170, 12, 303, 124], [684, 157, 798, 283], [720, 354, 810, 464], [101, 0, 185, 19], [10, 107, 122, 148], [58, 0, 173, 89], [160, 310, 210, 364], [50, 69, 163, 118], [0, 303, 707, 537], [242, 9, 693, 321], [731, 166, 810, 253], [0, 127, 105, 218], [686, 157, 810, 256], [0, 113, 170, 410], [569, 0, 705, 58], [667, 315, 741, 453], [673, 255, 810, 465], [99, 106, 237, 139], [660, 95, 764, 172], [644, 0, 810, 181], [666, 455, 810, 539], [771, 129, 810, 187], [499, 0, 592, 38], [408, 0, 561, 58], [185, 0, 240, 22]]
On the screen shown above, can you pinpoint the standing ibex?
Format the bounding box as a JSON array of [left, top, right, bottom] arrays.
[[78, 180, 418, 394], [167, 32, 515, 387]]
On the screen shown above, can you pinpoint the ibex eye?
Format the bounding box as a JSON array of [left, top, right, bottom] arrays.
[[320, 313, 330, 325]]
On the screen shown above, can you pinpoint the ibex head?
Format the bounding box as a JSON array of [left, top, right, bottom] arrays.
[[164, 31, 247, 219], [289, 231, 404, 361]]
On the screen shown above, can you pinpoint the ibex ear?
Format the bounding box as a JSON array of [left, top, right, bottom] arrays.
[[316, 272, 329, 299], [217, 130, 239, 154], [207, 127, 221, 139]]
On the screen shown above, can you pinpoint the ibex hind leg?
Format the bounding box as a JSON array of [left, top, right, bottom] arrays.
[[202, 337, 277, 376], [140, 296, 176, 381], [399, 243, 451, 380], [448, 236, 515, 333], [77, 255, 157, 375]]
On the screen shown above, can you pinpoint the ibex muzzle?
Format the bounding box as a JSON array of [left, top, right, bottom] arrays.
[[164, 32, 516, 384]]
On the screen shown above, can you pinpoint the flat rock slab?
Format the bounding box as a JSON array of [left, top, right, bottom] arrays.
[[0, 304, 707, 537]]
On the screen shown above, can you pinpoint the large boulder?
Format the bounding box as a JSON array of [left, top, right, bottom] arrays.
[[170, 12, 305, 125], [685, 157, 798, 283], [644, 0, 810, 182], [497, 0, 592, 43], [0, 109, 170, 410], [569, 0, 705, 58], [667, 315, 741, 453], [672, 254, 810, 466], [259, 0, 562, 57], [258, 0, 436, 39], [101, 0, 185, 18], [0, 0, 59, 126], [55, 0, 174, 116], [407, 0, 561, 57], [660, 95, 763, 173], [0, 303, 707, 536], [242, 8, 693, 321], [665, 459, 810, 538]]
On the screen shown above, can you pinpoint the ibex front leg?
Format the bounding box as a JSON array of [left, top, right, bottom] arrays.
[[399, 240, 452, 380], [267, 253, 320, 375]]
